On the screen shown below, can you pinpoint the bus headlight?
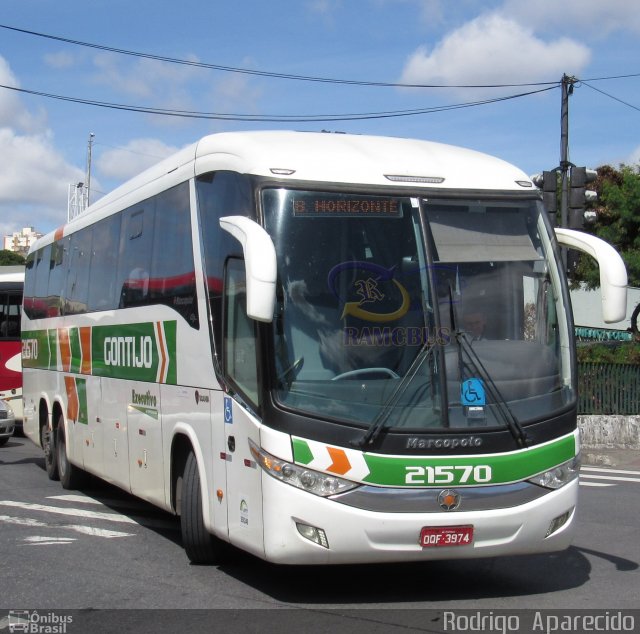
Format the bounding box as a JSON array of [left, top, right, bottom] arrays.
[[249, 439, 360, 497], [528, 454, 581, 490]]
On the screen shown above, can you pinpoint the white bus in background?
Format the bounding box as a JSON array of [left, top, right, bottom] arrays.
[[21, 131, 626, 565], [0, 265, 24, 428]]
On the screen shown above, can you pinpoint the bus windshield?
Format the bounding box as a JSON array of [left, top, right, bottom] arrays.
[[263, 188, 574, 433]]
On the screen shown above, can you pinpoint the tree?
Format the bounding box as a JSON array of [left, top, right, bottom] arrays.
[[571, 163, 640, 289], [0, 249, 26, 265]]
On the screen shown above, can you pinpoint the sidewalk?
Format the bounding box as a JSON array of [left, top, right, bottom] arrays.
[[581, 447, 640, 470]]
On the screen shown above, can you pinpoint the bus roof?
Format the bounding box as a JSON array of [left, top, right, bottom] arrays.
[[194, 131, 533, 192], [0, 266, 25, 284], [35, 131, 536, 250]]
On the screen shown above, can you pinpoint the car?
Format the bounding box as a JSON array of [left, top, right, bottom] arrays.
[[0, 399, 16, 446]]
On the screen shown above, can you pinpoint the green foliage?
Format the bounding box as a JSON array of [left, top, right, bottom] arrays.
[[0, 250, 26, 265], [572, 164, 640, 288], [577, 342, 640, 364]]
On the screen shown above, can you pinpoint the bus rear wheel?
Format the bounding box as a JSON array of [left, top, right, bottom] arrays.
[[41, 424, 59, 481], [180, 451, 224, 565], [56, 419, 85, 490]]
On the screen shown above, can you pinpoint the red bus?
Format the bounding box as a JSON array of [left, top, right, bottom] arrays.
[[0, 266, 24, 427]]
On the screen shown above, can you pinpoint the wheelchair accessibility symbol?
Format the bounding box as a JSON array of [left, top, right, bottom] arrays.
[[461, 379, 485, 406], [224, 396, 233, 424]]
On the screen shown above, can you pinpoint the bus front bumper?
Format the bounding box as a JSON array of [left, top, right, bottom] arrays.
[[260, 476, 578, 565]]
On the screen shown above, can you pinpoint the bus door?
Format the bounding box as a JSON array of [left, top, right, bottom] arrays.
[[222, 259, 264, 555], [101, 379, 131, 491], [79, 376, 103, 475], [127, 380, 164, 506]]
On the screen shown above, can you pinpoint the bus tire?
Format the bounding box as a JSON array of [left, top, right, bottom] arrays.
[[180, 451, 222, 565], [56, 419, 85, 490], [41, 423, 59, 481]]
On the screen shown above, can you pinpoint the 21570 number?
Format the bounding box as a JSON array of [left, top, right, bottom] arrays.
[[405, 465, 492, 485]]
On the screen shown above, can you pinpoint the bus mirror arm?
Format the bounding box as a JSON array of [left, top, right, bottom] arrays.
[[220, 216, 277, 322], [555, 228, 628, 323]]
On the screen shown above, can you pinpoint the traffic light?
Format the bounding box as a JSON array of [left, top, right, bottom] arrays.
[[569, 167, 597, 228], [532, 170, 558, 217]]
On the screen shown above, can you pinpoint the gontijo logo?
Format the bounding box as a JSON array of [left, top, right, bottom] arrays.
[[22, 321, 177, 385], [104, 335, 153, 368], [22, 338, 39, 360]]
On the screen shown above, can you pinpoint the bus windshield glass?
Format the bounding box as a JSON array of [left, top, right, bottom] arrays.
[[262, 189, 573, 433]]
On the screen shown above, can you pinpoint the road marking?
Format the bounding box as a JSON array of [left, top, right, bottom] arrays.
[[0, 514, 49, 527], [48, 494, 99, 504], [579, 482, 615, 487], [0, 514, 135, 538], [23, 536, 76, 546], [581, 467, 640, 476], [47, 494, 151, 512], [0, 500, 177, 531], [580, 474, 640, 483], [0, 500, 137, 523]]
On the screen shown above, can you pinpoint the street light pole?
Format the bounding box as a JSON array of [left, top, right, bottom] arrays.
[[86, 132, 95, 208]]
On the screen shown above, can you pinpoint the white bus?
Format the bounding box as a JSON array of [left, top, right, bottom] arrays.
[[0, 265, 24, 427], [21, 131, 626, 565]]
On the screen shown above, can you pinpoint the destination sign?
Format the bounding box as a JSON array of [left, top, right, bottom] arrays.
[[292, 194, 404, 218]]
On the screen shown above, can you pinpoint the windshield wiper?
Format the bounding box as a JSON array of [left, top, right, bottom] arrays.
[[350, 341, 436, 449], [447, 285, 528, 448], [455, 331, 529, 449]]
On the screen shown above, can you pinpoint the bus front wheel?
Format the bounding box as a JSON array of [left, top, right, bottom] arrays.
[[180, 451, 224, 565]]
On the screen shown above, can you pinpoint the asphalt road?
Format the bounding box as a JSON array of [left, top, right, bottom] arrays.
[[0, 435, 638, 633]]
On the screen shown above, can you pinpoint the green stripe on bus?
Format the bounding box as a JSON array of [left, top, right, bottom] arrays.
[[292, 437, 314, 465], [292, 434, 575, 487], [69, 327, 81, 374], [361, 435, 575, 486], [22, 321, 177, 385], [76, 378, 88, 425]]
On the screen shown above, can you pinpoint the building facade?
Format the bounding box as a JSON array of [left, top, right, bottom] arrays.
[[3, 227, 43, 256]]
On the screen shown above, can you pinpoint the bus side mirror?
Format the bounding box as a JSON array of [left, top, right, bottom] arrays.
[[220, 216, 277, 322], [555, 228, 627, 323]]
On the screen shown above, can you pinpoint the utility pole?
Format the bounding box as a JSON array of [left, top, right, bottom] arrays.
[[86, 132, 95, 207], [559, 74, 576, 268]]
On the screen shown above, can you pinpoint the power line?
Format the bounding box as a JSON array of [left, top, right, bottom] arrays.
[[579, 80, 640, 113], [0, 82, 558, 122], [0, 22, 563, 89]]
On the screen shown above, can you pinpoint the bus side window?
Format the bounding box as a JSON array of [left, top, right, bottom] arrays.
[[88, 214, 121, 312], [223, 258, 260, 409], [117, 207, 154, 308], [33, 244, 52, 319], [196, 171, 252, 363]]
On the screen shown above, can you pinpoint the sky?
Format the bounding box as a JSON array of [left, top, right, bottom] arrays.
[[1, 0, 639, 238]]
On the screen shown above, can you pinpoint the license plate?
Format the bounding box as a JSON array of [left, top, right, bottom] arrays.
[[420, 525, 474, 548]]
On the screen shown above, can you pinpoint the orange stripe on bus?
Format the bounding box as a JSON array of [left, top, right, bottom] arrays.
[[80, 327, 92, 374], [155, 321, 167, 383], [64, 376, 79, 422], [326, 447, 350, 475]]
